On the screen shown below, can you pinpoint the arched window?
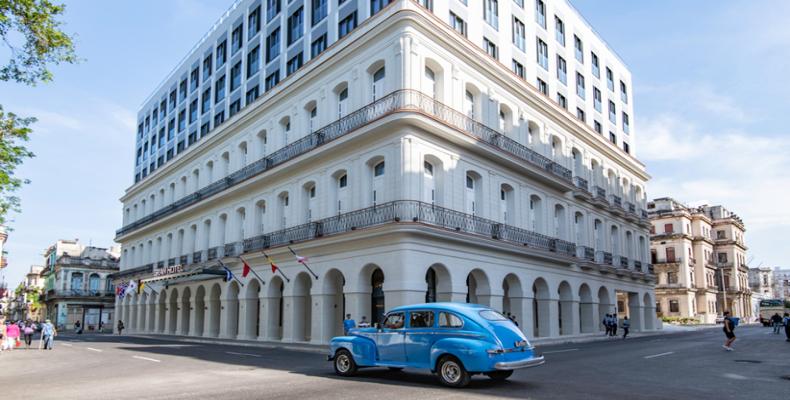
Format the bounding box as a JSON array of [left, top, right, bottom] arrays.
[[89, 274, 100, 293], [278, 192, 289, 229], [337, 86, 349, 117], [372, 67, 385, 100], [465, 172, 482, 215], [425, 66, 436, 98], [374, 161, 385, 177], [309, 105, 318, 132], [71, 272, 84, 292], [464, 90, 475, 119], [554, 204, 566, 239], [221, 152, 230, 177], [333, 171, 349, 214], [500, 184, 514, 223], [257, 129, 267, 158], [303, 182, 317, 222], [572, 148, 583, 177], [594, 219, 603, 250], [372, 161, 385, 205], [205, 161, 214, 184], [280, 117, 291, 146], [235, 207, 246, 241], [529, 195, 543, 232], [255, 200, 266, 234], [238, 141, 248, 168], [574, 212, 585, 244]]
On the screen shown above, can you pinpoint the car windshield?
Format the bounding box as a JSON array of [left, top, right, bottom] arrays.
[[479, 310, 508, 321]]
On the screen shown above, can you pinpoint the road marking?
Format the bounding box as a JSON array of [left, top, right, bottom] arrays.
[[644, 351, 674, 359], [542, 348, 579, 354], [86, 347, 102, 352], [226, 351, 262, 358], [132, 356, 161, 363]]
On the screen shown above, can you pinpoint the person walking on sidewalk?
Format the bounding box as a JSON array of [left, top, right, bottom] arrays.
[[621, 316, 631, 339], [771, 313, 782, 334], [343, 314, 356, 335], [722, 311, 736, 351], [603, 314, 611, 336], [611, 314, 619, 337], [22, 321, 35, 349], [41, 319, 56, 350], [3, 321, 20, 351], [117, 320, 124, 335], [783, 313, 790, 342]]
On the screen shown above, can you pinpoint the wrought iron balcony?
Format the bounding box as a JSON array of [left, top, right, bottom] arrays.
[[179, 255, 188, 265], [576, 245, 595, 261], [595, 250, 613, 265], [192, 251, 202, 263], [626, 202, 636, 213], [44, 289, 115, 300], [634, 260, 642, 272], [207, 247, 218, 261], [641, 209, 649, 219], [157, 261, 165, 269], [117, 90, 572, 238], [168, 258, 176, 266], [573, 176, 589, 192], [594, 186, 607, 200], [610, 194, 622, 208], [619, 256, 629, 269], [647, 263, 654, 274]]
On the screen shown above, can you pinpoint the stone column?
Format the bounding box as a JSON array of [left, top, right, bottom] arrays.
[[565, 299, 581, 336], [344, 292, 369, 322], [310, 293, 328, 345], [580, 301, 597, 334], [512, 296, 533, 337], [537, 298, 560, 338], [187, 293, 198, 337], [219, 299, 231, 339]]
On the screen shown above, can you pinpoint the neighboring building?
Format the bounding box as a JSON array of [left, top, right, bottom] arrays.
[[749, 266, 774, 299], [773, 267, 790, 300], [41, 240, 120, 331], [648, 198, 752, 323], [0, 225, 7, 271], [113, 0, 656, 344]]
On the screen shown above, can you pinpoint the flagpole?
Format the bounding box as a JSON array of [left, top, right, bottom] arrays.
[[218, 259, 245, 287], [238, 256, 267, 285], [287, 246, 319, 280], [261, 251, 290, 282]]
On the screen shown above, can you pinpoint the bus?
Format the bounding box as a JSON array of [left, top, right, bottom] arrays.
[[758, 299, 788, 326]]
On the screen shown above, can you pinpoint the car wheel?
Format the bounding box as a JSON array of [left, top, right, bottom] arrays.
[[436, 356, 471, 388], [333, 349, 357, 377], [485, 370, 514, 381]]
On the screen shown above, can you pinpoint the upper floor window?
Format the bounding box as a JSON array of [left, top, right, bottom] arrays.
[[622, 112, 630, 134], [535, 0, 546, 29], [216, 40, 227, 67], [484, 0, 498, 30], [371, 0, 393, 15], [230, 61, 242, 91], [286, 53, 303, 76], [608, 100, 616, 123], [512, 59, 525, 78], [512, 17, 525, 51], [557, 93, 567, 109], [483, 37, 498, 59], [265, 70, 280, 91], [593, 87, 602, 112], [620, 81, 628, 103], [536, 77, 548, 95], [248, 6, 261, 39], [555, 16, 565, 46], [312, 0, 327, 26], [574, 35, 584, 63], [288, 7, 304, 45], [536, 38, 548, 70], [190, 68, 199, 92], [556, 55, 567, 84], [215, 75, 226, 103], [450, 12, 467, 37], [591, 52, 600, 78], [266, 28, 281, 62], [374, 161, 385, 177], [311, 34, 327, 58], [203, 55, 212, 82], [247, 46, 260, 77], [231, 24, 243, 54], [576, 72, 585, 99], [606, 67, 614, 91], [372, 66, 386, 100], [338, 12, 357, 39], [266, 0, 281, 22]]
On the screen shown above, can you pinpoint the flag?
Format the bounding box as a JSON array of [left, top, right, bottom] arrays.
[[222, 265, 234, 282], [267, 256, 278, 274], [287, 246, 318, 279], [296, 255, 308, 265], [126, 281, 137, 296], [137, 280, 145, 295], [242, 259, 252, 278]]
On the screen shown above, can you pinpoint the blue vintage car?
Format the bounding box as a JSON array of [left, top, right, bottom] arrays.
[[328, 302, 544, 387]]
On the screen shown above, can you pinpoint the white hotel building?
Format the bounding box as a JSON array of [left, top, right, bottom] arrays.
[[113, 0, 656, 344]]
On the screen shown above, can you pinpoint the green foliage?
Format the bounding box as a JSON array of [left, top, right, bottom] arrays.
[[0, 0, 78, 225], [0, 0, 78, 85], [661, 316, 700, 325]]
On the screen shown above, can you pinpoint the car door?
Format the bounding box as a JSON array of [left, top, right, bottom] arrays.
[[376, 312, 406, 364], [404, 310, 436, 368]]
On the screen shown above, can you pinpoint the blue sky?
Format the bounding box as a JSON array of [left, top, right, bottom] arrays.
[[1, 1, 788, 287]]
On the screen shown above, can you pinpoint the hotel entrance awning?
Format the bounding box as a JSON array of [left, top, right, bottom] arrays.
[[140, 267, 226, 285]]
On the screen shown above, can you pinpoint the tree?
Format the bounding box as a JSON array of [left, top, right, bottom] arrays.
[[0, 0, 78, 225]]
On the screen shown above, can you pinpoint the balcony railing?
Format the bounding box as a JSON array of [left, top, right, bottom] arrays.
[[576, 245, 595, 261], [207, 247, 218, 261], [610, 194, 622, 208], [619, 256, 629, 269], [117, 90, 572, 238], [192, 251, 202, 263], [626, 202, 636, 214], [641, 209, 648, 219], [573, 176, 589, 192], [595, 250, 613, 265], [179, 255, 188, 265], [45, 289, 114, 300], [168, 258, 176, 266], [634, 260, 642, 272], [594, 186, 607, 200]]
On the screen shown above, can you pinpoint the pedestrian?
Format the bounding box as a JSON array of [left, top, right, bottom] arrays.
[[4, 321, 20, 351], [603, 314, 611, 336], [783, 313, 790, 342], [98, 320, 104, 333], [41, 319, 56, 350], [343, 314, 356, 335], [771, 313, 782, 334], [23, 321, 35, 349], [75, 320, 83, 334], [0, 320, 6, 352], [722, 311, 736, 351], [117, 320, 125, 335], [611, 313, 618, 337], [358, 316, 370, 328], [622, 316, 630, 339]]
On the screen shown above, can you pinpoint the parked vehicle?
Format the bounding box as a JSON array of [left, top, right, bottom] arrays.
[[328, 302, 545, 387], [758, 300, 788, 326]]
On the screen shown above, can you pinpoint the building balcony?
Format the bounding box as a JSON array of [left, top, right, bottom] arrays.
[[595, 250, 613, 266], [192, 251, 202, 264], [572, 176, 591, 200], [44, 289, 114, 301], [116, 90, 574, 240], [576, 245, 595, 262], [654, 257, 683, 265]]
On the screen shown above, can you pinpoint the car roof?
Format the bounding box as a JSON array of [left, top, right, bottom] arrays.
[[388, 302, 493, 314]]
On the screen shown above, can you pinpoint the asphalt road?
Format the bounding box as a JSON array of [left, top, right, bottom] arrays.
[[0, 325, 787, 400]]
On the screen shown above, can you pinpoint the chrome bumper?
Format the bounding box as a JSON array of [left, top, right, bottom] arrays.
[[494, 355, 545, 370]]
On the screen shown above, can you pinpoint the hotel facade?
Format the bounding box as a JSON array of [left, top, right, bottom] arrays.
[[113, 0, 656, 344]]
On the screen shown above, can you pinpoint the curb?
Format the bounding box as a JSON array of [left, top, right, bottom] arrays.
[[126, 334, 329, 354]]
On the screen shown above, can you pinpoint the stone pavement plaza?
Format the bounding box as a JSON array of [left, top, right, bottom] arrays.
[[0, 325, 787, 400]]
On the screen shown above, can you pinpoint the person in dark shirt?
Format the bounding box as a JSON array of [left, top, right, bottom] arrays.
[[722, 311, 736, 351]]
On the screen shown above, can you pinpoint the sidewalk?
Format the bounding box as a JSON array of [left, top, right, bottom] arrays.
[[531, 323, 722, 346]]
